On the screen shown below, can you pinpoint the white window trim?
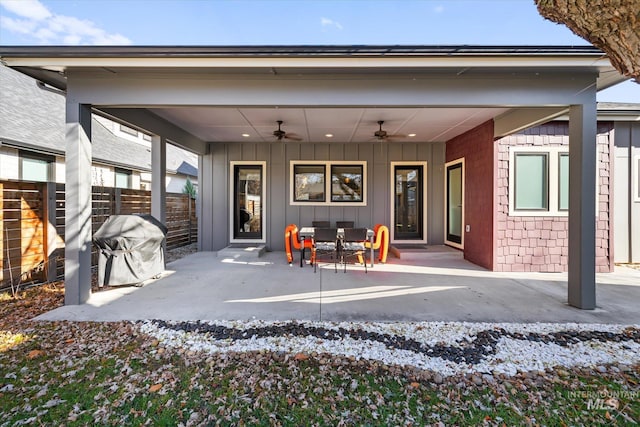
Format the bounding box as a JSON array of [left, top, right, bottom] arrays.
[[19, 151, 54, 182], [229, 161, 267, 244], [114, 168, 132, 189], [444, 158, 464, 250], [289, 160, 367, 206], [389, 161, 428, 244], [510, 148, 556, 215], [634, 154, 640, 202], [508, 146, 599, 217]]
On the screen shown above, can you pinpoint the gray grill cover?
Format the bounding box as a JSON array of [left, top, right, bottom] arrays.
[[93, 214, 168, 287]]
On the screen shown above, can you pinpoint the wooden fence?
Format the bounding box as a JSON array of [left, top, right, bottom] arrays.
[[1, 180, 197, 290]]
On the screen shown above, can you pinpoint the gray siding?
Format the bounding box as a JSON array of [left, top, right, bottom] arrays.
[[613, 122, 640, 263], [201, 141, 445, 251]]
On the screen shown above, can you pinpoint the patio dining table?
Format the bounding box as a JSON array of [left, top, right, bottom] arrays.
[[298, 227, 375, 268]]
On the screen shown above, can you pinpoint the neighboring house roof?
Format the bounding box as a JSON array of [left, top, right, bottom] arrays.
[[596, 102, 640, 119], [92, 118, 151, 171], [597, 102, 640, 110], [550, 102, 640, 122], [0, 65, 199, 175], [0, 61, 63, 153], [167, 147, 198, 177], [175, 161, 198, 178]]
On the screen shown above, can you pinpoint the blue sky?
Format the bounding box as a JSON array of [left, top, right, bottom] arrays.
[[0, 0, 638, 101]]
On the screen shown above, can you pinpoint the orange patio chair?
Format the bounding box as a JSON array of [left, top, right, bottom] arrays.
[[358, 224, 389, 264], [285, 224, 314, 265]]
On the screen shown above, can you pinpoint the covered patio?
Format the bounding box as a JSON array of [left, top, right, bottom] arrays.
[[36, 250, 640, 324], [0, 45, 628, 312]]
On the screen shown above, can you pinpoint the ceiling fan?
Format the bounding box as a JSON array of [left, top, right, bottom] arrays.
[[272, 120, 302, 141], [374, 120, 405, 140]]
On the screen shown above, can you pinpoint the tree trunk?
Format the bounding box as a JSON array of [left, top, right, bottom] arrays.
[[535, 0, 640, 81]]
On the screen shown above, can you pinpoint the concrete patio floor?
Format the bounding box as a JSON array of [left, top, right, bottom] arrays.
[[36, 248, 640, 324]]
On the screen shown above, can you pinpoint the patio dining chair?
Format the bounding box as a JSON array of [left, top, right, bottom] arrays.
[[312, 227, 339, 273], [312, 220, 330, 228], [360, 224, 389, 264], [336, 221, 354, 228], [341, 228, 368, 273], [284, 224, 313, 265]]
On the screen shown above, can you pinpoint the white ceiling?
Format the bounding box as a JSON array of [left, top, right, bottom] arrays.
[[149, 107, 510, 144]]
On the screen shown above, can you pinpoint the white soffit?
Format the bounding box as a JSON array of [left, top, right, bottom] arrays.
[[150, 106, 510, 143]]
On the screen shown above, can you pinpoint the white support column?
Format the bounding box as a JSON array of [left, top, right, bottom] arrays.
[[568, 102, 597, 309], [151, 135, 167, 224], [45, 182, 58, 283], [197, 154, 204, 251], [199, 150, 215, 251], [64, 102, 92, 305]]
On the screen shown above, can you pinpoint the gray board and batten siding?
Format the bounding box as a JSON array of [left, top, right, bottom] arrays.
[[613, 121, 640, 263], [199, 140, 445, 251]]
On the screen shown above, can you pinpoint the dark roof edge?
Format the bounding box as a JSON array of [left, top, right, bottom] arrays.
[[0, 138, 65, 157], [0, 44, 603, 58], [94, 159, 151, 173], [0, 138, 152, 172]]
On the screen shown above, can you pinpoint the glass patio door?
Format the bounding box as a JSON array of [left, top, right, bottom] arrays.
[[393, 165, 424, 241], [233, 164, 263, 240], [445, 160, 463, 246]]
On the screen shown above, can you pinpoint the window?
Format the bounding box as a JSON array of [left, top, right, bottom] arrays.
[[115, 168, 131, 189], [119, 124, 138, 137], [514, 153, 548, 210], [558, 153, 569, 210], [634, 155, 640, 202], [331, 164, 363, 202], [509, 147, 564, 216], [20, 152, 53, 182], [294, 164, 326, 202], [290, 161, 366, 206], [509, 147, 599, 216]]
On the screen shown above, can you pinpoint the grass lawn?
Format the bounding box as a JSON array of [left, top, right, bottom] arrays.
[[1, 284, 638, 426]]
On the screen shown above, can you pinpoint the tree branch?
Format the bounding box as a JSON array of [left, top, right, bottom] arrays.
[[535, 0, 640, 81]]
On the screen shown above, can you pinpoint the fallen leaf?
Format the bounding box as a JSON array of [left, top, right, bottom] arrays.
[[294, 353, 309, 361], [605, 411, 611, 420], [27, 349, 43, 359], [287, 397, 296, 406], [149, 383, 163, 393], [410, 382, 420, 389], [65, 338, 74, 344]]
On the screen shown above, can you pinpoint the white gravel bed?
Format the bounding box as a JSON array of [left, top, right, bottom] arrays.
[[473, 338, 638, 376], [138, 320, 640, 377]]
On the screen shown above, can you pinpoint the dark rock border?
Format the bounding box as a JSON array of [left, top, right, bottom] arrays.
[[145, 320, 640, 365]]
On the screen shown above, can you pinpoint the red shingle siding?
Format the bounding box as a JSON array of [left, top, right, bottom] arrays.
[[446, 120, 495, 270], [495, 122, 613, 273]]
